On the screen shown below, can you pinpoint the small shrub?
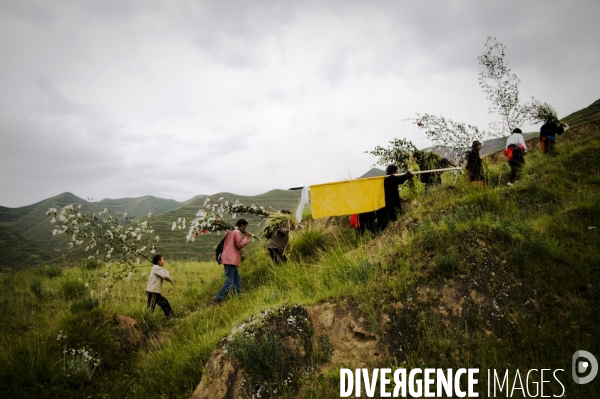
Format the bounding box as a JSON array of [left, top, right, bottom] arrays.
[[454, 205, 479, 222], [317, 334, 334, 362], [35, 265, 62, 279], [60, 279, 87, 299], [80, 258, 102, 270], [29, 278, 44, 299], [417, 217, 437, 250], [226, 334, 280, 381], [70, 298, 99, 313], [434, 254, 460, 277], [340, 259, 372, 285], [63, 347, 102, 381], [288, 228, 331, 262], [444, 216, 457, 234]]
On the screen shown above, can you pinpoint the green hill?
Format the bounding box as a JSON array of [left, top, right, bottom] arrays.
[[562, 98, 600, 129], [0, 227, 54, 271], [97, 195, 186, 219], [0, 192, 106, 270]]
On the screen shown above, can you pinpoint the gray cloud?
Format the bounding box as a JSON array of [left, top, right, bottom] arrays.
[[0, 0, 598, 207]]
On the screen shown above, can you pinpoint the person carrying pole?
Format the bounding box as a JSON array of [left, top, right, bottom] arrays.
[[376, 165, 413, 232], [213, 219, 253, 303]]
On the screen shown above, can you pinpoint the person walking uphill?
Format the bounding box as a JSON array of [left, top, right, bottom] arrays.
[[146, 254, 175, 318], [466, 140, 484, 184], [213, 219, 253, 303], [265, 210, 295, 265], [505, 128, 528, 186], [540, 118, 569, 154], [376, 165, 413, 232]]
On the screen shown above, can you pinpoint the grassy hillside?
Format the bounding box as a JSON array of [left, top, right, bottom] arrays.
[[0, 193, 106, 269], [1, 100, 598, 398], [0, 227, 55, 272], [562, 98, 600, 129]]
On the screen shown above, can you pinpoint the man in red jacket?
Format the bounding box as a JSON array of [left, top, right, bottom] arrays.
[[213, 219, 253, 303]]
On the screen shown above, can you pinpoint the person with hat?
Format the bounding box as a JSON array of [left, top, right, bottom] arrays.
[[465, 141, 484, 183], [505, 128, 528, 186]]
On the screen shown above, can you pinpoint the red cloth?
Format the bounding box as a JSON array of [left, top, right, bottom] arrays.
[[505, 144, 525, 162], [541, 136, 548, 153], [504, 146, 514, 162], [350, 214, 360, 229]]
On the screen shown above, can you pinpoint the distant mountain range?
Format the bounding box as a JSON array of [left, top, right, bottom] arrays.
[[2, 99, 598, 271], [97, 195, 188, 219]]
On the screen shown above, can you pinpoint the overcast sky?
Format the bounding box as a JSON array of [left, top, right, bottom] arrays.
[[1, 0, 598, 208]]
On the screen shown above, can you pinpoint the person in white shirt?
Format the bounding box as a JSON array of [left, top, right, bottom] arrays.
[[505, 128, 528, 186], [146, 254, 175, 318]]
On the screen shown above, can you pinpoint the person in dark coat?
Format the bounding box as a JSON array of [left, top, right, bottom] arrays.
[[358, 211, 377, 235], [465, 141, 484, 183], [419, 157, 455, 186], [264, 210, 295, 264], [376, 164, 413, 232], [540, 119, 568, 154]]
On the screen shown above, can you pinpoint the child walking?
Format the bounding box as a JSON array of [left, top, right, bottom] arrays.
[[146, 254, 175, 318]]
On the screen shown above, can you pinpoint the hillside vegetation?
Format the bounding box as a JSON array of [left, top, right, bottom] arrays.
[[0, 99, 599, 398], [0, 189, 301, 269], [150, 189, 302, 262], [0, 193, 105, 270]]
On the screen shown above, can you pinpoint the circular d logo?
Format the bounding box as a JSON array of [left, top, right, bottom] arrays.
[[572, 350, 598, 384]]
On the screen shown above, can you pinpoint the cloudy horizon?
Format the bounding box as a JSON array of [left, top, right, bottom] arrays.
[[1, 0, 599, 208]]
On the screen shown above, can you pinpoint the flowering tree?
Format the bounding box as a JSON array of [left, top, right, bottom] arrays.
[[401, 37, 535, 165], [365, 137, 417, 170], [528, 98, 559, 124], [47, 205, 159, 288], [412, 114, 484, 164], [173, 198, 271, 242], [478, 36, 531, 135]]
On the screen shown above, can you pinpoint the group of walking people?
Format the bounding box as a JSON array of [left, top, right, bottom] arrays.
[[146, 116, 570, 318], [466, 117, 569, 186], [146, 212, 296, 317]]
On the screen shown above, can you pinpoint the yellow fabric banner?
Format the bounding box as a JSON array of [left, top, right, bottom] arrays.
[[310, 176, 385, 219]]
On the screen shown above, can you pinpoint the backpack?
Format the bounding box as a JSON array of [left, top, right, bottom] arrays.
[[215, 232, 231, 264]]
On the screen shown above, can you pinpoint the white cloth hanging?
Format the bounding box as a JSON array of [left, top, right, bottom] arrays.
[[295, 186, 309, 222]]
